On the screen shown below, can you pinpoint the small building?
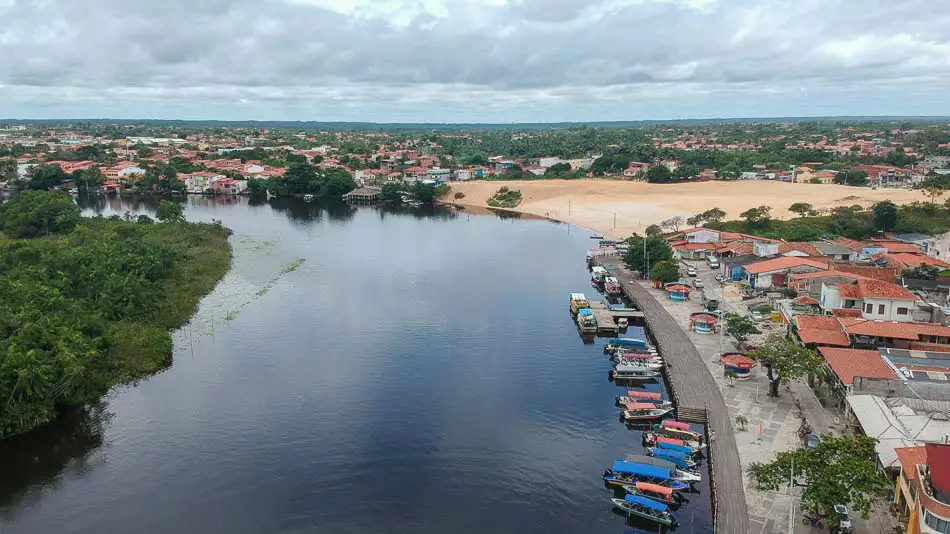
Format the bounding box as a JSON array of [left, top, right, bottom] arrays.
[[895, 443, 950, 534], [742, 256, 829, 289], [820, 279, 919, 322], [689, 312, 718, 334], [342, 186, 382, 204], [209, 178, 248, 195]]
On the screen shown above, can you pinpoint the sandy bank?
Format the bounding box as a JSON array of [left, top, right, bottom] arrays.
[[446, 179, 925, 239]]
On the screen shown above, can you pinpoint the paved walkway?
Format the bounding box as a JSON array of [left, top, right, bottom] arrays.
[[607, 266, 750, 533]]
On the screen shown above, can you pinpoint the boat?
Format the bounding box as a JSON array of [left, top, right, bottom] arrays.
[[617, 317, 629, 329], [615, 358, 662, 370], [656, 421, 704, 442], [623, 481, 684, 507], [576, 308, 597, 333], [644, 432, 706, 452], [569, 293, 590, 315], [652, 436, 704, 457], [604, 276, 622, 295], [669, 466, 702, 483], [612, 351, 661, 363], [623, 453, 678, 471], [590, 266, 608, 286], [604, 337, 651, 350], [611, 494, 678, 526], [609, 368, 660, 381], [608, 303, 638, 312], [303, 193, 314, 202], [647, 447, 700, 469], [616, 391, 673, 409], [603, 460, 690, 492], [621, 403, 674, 422]]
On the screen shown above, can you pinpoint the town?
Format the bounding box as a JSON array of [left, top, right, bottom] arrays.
[[2, 121, 950, 197]]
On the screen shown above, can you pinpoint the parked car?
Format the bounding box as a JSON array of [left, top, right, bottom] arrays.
[[804, 433, 820, 449], [693, 279, 704, 289], [749, 309, 763, 321], [686, 267, 697, 277], [715, 273, 725, 283], [830, 504, 852, 533]]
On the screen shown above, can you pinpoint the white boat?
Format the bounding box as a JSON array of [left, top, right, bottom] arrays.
[[617, 317, 629, 329], [612, 353, 663, 365], [669, 467, 702, 483], [617, 391, 673, 409], [609, 368, 660, 381], [303, 193, 314, 202], [614, 360, 663, 372], [621, 403, 674, 422]]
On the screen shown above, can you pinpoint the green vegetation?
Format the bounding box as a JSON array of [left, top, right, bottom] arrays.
[[724, 313, 760, 348], [379, 182, 449, 205], [649, 260, 680, 283], [748, 334, 821, 398], [749, 434, 888, 521], [247, 163, 356, 198], [622, 235, 674, 274], [0, 192, 232, 439], [486, 187, 523, 208]]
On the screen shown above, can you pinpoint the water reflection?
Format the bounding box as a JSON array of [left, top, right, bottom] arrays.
[[0, 405, 111, 516]]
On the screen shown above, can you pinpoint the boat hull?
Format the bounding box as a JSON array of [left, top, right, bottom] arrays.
[[610, 499, 676, 526]]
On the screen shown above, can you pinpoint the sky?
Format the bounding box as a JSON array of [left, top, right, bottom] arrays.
[[0, 0, 948, 122]]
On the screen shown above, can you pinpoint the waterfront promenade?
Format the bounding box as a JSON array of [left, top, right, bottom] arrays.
[[596, 257, 750, 533]]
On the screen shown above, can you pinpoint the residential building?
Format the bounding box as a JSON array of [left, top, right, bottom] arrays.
[[740, 256, 828, 289], [426, 167, 451, 181], [209, 178, 248, 195], [454, 169, 472, 181], [820, 279, 918, 322], [178, 172, 225, 194], [896, 443, 950, 534], [103, 161, 146, 181]]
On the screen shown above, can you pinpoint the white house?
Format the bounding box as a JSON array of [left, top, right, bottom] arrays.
[[820, 279, 918, 321], [538, 157, 563, 168], [454, 169, 472, 181], [681, 227, 722, 244], [178, 172, 225, 194]]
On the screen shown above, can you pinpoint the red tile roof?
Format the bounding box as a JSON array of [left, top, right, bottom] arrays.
[[796, 315, 851, 346], [744, 257, 829, 275], [895, 446, 929, 480], [795, 296, 820, 306], [779, 242, 823, 257], [851, 279, 916, 300], [887, 253, 950, 270], [835, 237, 866, 253], [817, 347, 897, 384], [832, 308, 864, 318], [788, 270, 870, 281], [838, 318, 950, 340]]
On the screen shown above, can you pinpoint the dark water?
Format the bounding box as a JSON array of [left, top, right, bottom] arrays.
[[0, 195, 712, 534]]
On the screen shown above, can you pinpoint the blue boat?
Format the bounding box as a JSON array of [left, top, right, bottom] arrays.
[[610, 494, 678, 526], [605, 337, 649, 349], [647, 447, 699, 469], [602, 460, 689, 492], [655, 439, 697, 457]]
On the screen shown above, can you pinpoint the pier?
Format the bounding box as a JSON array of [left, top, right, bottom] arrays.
[[595, 256, 750, 534], [587, 300, 645, 335]]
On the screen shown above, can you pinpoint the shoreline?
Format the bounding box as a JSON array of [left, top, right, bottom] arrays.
[[445, 179, 926, 240]]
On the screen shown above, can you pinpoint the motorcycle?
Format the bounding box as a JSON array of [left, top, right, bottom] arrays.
[[802, 513, 825, 528]]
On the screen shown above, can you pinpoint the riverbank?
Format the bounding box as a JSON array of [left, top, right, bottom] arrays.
[[447, 179, 924, 239], [0, 216, 232, 439]]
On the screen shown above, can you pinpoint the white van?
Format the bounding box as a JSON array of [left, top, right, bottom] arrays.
[[706, 256, 720, 269]]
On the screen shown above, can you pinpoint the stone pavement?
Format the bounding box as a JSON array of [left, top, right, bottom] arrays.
[[644, 260, 881, 534]]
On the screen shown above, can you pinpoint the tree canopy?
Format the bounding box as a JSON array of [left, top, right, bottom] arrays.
[[872, 201, 898, 231], [749, 333, 822, 397], [0, 190, 81, 238], [650, 259, 680, 283], [739, 205, 772, 226], [724, 313, 760, 347], [789, 202, 816, 217], [623, 236, 674, 274], [749, 434, 888, 521], [156, 200, 186, 223]]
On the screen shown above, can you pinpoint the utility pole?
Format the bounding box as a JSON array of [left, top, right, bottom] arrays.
[[787, 457, 795, 534]]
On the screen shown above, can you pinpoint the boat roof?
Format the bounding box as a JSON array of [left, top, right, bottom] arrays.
[[661, 420, 691, 430], [624, 403, 661, 410], [612, 460, 670, 479], [626, 390, 662, 399], [658, 436, 685, 446], [578, 308, 594, 315], [610, 337, 648, 346], [605, 276, 619, 282], [624, 494, 668, 512], [592, 266, 608, 272], [570, 293, 587, 300], [653, 447, 688, 459], [636, 481, 673, 496]]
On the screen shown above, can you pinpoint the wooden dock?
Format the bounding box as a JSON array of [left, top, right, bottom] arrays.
[[593, 257, 750, 534], [588, 300, 644, 335]]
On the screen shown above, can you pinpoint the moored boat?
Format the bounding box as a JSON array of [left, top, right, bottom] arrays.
[[604, 276, 622, 295], [603, 460, 690, 492], [616, 390, 673, 409], [569, 293, 590, 315], [590, 265, 608, 286], [617, 317, 629, 329], [656, 421, 704, 443], [609, 368, 660, 381], [614, 359, 663, 371], [610, 495, 678, 527], [621, 402, 674, 422], [623, 453, 678, 471], [644, 432, 706, 452], [576, 308, 597, 333], [612, 353, 662, 366], [647, 447, 699, 469], [623, 481, 684, 507]]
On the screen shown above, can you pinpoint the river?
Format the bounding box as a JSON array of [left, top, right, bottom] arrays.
[[0, 195, 712, 533]]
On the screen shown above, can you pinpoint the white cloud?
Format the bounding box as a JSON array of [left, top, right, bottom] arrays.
[[0, 0, 947, 121]]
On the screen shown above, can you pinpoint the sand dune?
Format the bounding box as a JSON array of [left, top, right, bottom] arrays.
[[447, 179, 925, 239]]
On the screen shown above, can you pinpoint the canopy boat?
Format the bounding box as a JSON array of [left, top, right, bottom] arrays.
[[614, 357, 662, 369], [617, 317, 629, 329], [605, 337, 650, 349], [623, 453, 678, 471], [623, 481, 684, 507], [647, 447, 699, 469], [609, 368, 660, 381], [612, 353, 662, 366], [603, 460, 690, 492], [643, 432, 706, 452], [655, 422, 704, 443], [576, 308, 597, 333], [669, 466, 702, 483], [661, 420, 692, 431], [616, 391, 673, 409], [608, 303, 638, 312], [590, 266, 608, 286], [621, 403, 674, 422], [569, 293, 590, 315], [604, 276, 622, 295], [653, 436, 704, 457], [610, 494, 678, 527]]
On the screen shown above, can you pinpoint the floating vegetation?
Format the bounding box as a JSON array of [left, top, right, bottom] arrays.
[[198, 257, 305, 329]]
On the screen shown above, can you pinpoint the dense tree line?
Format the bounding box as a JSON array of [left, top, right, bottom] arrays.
[[0, 191, 232, 439], [247, 163, 356, 198]]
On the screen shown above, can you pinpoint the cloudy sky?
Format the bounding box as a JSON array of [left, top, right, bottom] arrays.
[[1, 0, 948, 122]]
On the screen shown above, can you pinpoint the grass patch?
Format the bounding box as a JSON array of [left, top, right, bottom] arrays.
[[486, 186, 523, 208]]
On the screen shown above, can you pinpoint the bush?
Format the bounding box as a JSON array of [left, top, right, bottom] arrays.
[[0, 190, 81, 238], [486, 187, 523, 208]]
